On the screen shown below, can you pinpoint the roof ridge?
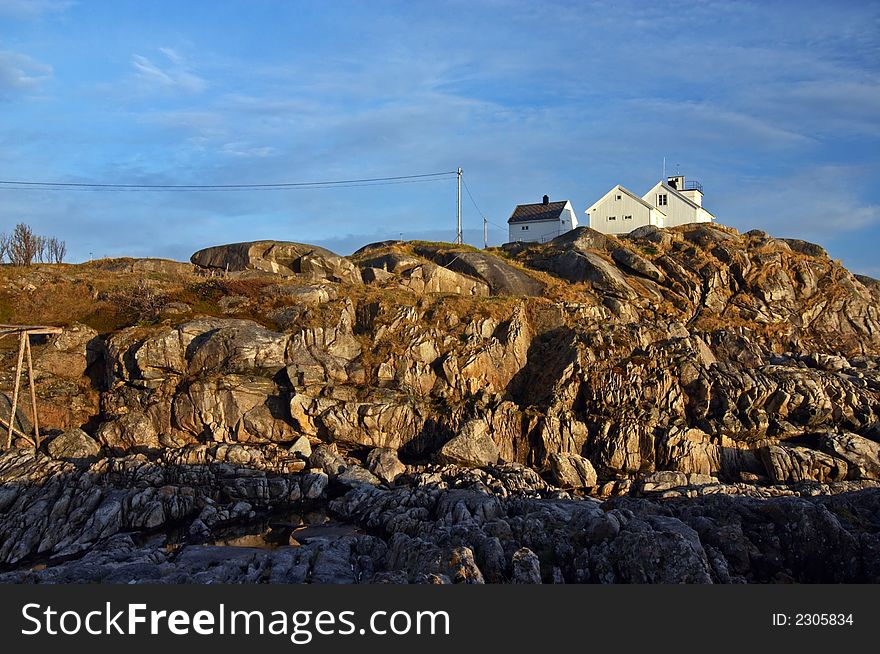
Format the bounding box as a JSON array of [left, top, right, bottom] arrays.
[[508, 199, 570, 224]]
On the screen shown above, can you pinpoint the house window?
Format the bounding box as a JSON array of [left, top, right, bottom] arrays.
[[624, 215, 632, 220], [522, 225, 529, 230], [616, 195, 621, 200], [657, 194, 668, 206], [608, 216, 616, 221]]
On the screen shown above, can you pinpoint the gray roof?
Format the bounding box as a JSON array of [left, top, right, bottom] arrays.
[[508, 200, 568, 224]]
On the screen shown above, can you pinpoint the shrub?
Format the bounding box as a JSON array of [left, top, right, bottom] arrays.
[[103, 281, 168, 320], [0, 224, 67, 265]]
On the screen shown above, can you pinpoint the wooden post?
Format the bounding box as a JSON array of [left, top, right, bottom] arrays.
[[2, 324, 63, 451], [24, 333, 40, 448], [7, 332, 26, 449]]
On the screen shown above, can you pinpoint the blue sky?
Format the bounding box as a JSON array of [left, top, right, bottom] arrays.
[[1, 0, 878, 275]]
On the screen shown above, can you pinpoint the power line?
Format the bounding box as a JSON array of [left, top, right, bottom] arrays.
[[461, 177, 485, 219], [0, 176, 453, 193], [0, 170, 457, 192], [462, 177, 507, 231]]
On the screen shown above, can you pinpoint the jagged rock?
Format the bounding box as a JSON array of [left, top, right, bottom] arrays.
[[361, 267, 394, 284], [301, 471, 329, 499], [290, 388, 426, 450], [261, 283, 338, 307], [548, 226, 612, 252], [511, 547, 542, 583], [35, 323, 100, 380], [308, 444, 348, 478], [540, 250, 637, 299], [96, 411, 161, 452], [288, 435, 312, 458], [782, 239, 828, 258], [399, 263, 489, 296], [352, 240, 402, 255], [760, 444, 848, 483], [684, 224, 736, 247], [624, 224, 673, 248], [4, 221, 880, 584], [548, 453, 597, 488], [160, 302, 191, 316], [437, 420, 500, 468], [186, 322, 289, 376], [240, 402, 298, 444], [413, 248, 545, 297], [357, 252, 423, 273], [611, 247, 664, 281], [822, 433, 880, 480], [46, 428, 101, 460], [191, 241, 360, 284], [172, 375, 287, 442], [93, 258, 193, 275], [638, 471, 719, 494], [367, 448, 406, 484], [336, 465, 382, 487]]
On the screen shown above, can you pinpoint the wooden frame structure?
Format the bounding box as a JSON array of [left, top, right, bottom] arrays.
[[0, 324, 63, 449]]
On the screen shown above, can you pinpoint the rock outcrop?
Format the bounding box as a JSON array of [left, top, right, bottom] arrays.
[[191, 241, 361, 284], [0, 225, 879, 583]]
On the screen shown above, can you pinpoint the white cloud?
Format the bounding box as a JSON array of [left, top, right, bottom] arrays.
[[638, 99, 813, 148], [131, 49, 206, 94], [0, 50, 52, 98], [714, 166, 879, 241], [220, 142, 278, 158]]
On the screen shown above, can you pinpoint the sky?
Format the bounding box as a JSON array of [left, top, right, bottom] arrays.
[[0, 0, 878, 275]]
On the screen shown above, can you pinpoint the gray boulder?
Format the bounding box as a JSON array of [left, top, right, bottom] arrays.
[[308, 444, 349, 478], [288, 435, 313, 458], [782, 238, 828, 258], [511, 547, 542, 584], [47, 428, 101, 460], [547, 226, 612, 252], [548, 453, 598, 488], [437, 420, 500, 468], [624, 224, 672, 247], [542, 250, 637, 299], [336, 465, 382, 487], [821, 433, 880, 480], [611, 247, 664, 282], [414, 248, 545, 297], [191, 241, 360, 284], [367, 448, 406, 484]]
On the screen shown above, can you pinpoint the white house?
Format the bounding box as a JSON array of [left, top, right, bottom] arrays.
[[586, 175, 715, 235], [508, 195, 578, 243], [585, 184, 667, 235], [642, 175, 715, 228]]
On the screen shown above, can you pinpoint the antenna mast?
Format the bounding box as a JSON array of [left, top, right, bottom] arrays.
[[456, 167, 462, 244], [483, 216, 488, 249]]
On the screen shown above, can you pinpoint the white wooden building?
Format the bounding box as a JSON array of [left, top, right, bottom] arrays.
[[586, 175, 715, 235], [642, 175, 715, 228], [584, 185, 667, 235], [508, 195, 578, 243]]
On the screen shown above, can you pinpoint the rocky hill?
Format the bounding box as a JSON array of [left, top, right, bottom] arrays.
[[0, 223, 879, 583]]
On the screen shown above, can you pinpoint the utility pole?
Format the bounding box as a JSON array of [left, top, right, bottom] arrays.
[[483, 216, 488, 249], [456, 167, 462, 244]]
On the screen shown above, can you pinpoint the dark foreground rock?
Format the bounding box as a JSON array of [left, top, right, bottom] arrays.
[[0, 447, 878, 584]]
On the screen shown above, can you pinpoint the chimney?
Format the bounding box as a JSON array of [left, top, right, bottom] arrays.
[[542, 194, 549, 205]]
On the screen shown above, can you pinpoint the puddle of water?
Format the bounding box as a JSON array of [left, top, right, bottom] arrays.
[[186, 506, 362, 550]]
